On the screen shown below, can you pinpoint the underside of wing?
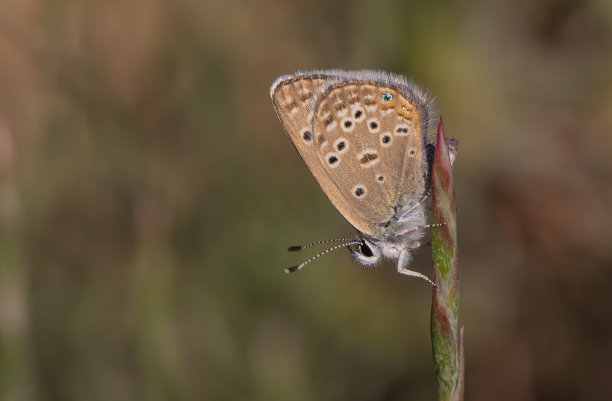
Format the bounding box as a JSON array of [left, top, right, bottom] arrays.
[[311, 73, 437, 234], [271, 70, 437, 236]]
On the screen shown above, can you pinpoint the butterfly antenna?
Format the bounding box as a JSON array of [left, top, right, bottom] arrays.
[[288, 238, 354, 252], [285, 240, 362, 274]]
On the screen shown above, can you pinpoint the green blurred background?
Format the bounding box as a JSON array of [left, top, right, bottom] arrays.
[[1, 0, 611, 400]]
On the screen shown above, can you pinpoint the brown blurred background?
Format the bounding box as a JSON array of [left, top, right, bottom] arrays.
[[1, 0, 611, 400]]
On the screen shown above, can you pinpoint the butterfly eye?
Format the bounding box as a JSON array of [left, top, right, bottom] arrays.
[[381, 92, 393, 102], [350, 239, 381, 266], [359, 243, 374, 257]]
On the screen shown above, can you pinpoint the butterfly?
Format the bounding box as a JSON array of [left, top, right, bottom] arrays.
[[270, 70, 457, 284]]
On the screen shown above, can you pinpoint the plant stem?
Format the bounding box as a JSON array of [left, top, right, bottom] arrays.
[[430, 118, 464, 401]]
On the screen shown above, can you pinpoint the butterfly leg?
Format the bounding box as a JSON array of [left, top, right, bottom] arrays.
[[395, 222, 446, 237], [397, 249, 436, 286], [402, 190, 431, 215]]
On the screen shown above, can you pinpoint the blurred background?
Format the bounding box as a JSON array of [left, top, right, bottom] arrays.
[[1, 0, 611, 400]]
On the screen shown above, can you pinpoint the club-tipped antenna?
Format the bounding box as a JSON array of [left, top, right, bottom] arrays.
[[285, 240, 362, 274], [287, 238, 354, 252]]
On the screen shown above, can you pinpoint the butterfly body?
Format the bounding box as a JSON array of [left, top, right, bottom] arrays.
[[271, 70, 456, 281]]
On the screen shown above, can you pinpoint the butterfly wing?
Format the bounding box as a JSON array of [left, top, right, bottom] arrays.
[[271, 73, 369, 232], [311, 73, 436, 235], [271, 70, 436, 237]]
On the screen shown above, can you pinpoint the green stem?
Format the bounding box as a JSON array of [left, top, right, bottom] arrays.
[[430, 118, 464, 401]]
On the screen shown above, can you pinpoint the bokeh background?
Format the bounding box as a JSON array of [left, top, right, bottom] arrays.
[[1, 0, 611, 400]]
